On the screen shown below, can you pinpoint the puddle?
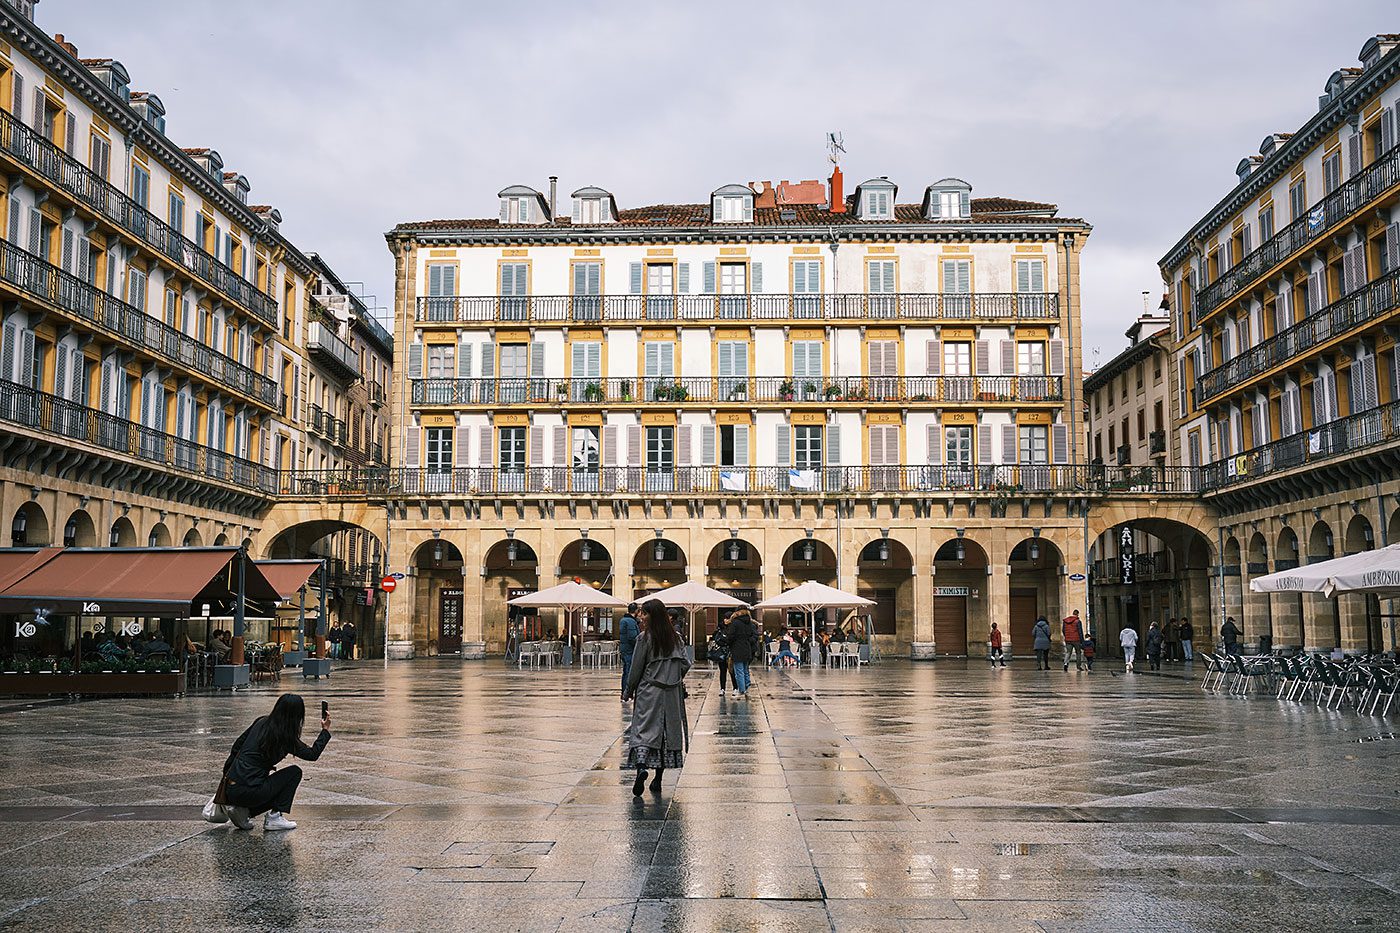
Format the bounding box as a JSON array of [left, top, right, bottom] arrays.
[[995, 843, 1032, 856], [1356, 733, 1398, 743]]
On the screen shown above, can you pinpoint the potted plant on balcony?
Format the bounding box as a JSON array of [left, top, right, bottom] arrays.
[[728, 382, 747, 402], [556, 381, 569, 402], [824, 383, 843, 401], [802, 381, 819, 399], [584, 381, 605, 403], [779, 378, 795, 402], [618, 382, 633, 402]]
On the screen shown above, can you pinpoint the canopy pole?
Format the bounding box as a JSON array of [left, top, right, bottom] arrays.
[[231, 547, 247, 667], [297, 585, 306, 656], [316, 558, 328, 658]]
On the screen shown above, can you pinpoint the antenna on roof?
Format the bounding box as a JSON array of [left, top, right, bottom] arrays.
[[826, 131, 845, 166]]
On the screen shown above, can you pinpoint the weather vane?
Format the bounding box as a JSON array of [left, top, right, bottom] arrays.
[[826, 131, 845, 166]]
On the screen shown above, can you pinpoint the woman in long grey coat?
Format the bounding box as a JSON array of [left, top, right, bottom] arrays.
[[623, 598, 690, 796]]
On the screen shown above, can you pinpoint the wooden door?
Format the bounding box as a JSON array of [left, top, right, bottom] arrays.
[[933, 596, 967, 656], [438, 587, 463, 654], [1010, 589, 1038, 656]]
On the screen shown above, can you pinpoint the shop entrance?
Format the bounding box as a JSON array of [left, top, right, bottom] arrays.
[[439, 587, 463, 655], [1010, 588, 1038, 656], [933, 595, 967, 656]]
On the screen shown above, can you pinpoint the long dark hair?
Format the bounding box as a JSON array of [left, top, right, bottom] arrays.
[[639, 598, 678, 656], [261, 693, 306, 759]]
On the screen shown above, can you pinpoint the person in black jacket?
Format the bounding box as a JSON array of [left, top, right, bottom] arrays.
[[222, 693, 331, 832], [723, 610, 759, 699]]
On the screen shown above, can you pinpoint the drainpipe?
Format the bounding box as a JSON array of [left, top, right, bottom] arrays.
[[1217, 524, 1226, 634], [1062, 235, 1080, 464]]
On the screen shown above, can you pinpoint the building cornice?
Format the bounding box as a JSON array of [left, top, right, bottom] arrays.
[[1084, 337, 1160, 394], [1159, 42, 1400, 272]]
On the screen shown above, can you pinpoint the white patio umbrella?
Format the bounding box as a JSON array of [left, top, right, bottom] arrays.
[[753, 581, 875, 655], [1252, 542, 1400, 597], [646, 580, 750, 648], [508, 581, 628, 656]]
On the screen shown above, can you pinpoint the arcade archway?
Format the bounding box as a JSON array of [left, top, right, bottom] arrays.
[[855, 536, 914, 652]]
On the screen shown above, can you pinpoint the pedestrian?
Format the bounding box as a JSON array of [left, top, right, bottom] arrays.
[[818, 628, 832, 667], [1082, 631, 1096, 671], [327, 622, 341, 659], [1221, 616, 1242, 657], [1031, 615, 1052, 670], [708, 613, 732, 698], [220, 694, 332, 832], [622, 598, 690, 796], [724, 609, 759, 698], [1120, 625, 1139, 672], [1179, 617, 1195, 661], [770, 629, 799, 668], [619, 603, 640, 699], [989, 623, 1006, 668], [341, 620, 356, 660], [1164, 618, 1179, 662], [1061, 609, 1086, 671], [1145, 621, 1164, 671]]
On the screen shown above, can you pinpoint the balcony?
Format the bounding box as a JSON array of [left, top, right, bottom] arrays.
[[367, 382, 386, 407], [1149, 430, 1167, 455], [411, 375, 1065, 407], [308, 404, 346, 445], [1193, 142, 1400, 327], [354, 309, 393, 353], [276, 463, 1201, 500], [1196, 264, 1400, 405], [1115, 444, 1131, 465], [0, 108, 280, 329], [0, 238, 278, 408], [415, 292, 1059, 325], [0, 378, 275, 497], [1200, 398, 1399, 492], [307, 321, 360, 381]]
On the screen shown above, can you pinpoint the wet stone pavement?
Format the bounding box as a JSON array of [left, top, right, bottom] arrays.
[[1, 659, 1398, 932]]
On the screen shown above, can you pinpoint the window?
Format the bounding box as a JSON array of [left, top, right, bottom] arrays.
[[938, 191, 961, 217], [1019, 425, 1048, 464], [572, 426, 600, 490], [717, 340, 748, 400], [571, 261, 601, 319], [426, 343, 455, 394], [499, 262, 528, 321], [866, 260, 896, 317], [794, 425, 822, 469], [944, 341, 972, 401], [126, 266, 147, 312], [89, 133, 110, 181], [864, 190, 891, 218], [716, 196, 749, 222], [643, 340, 675, 398], [942, 259, 971, 316], [945, 426, 973, 470], [424, 263, 457, 321], [168, 192, 184, 235], [718, 424, 748, 467], [1137, 409, 1146, 442], [1289, 179, 1307, 222], [425, 426, 453, 474], [577, 197, 604, 223], [792, 259, 821, 317], [1014, 259, 1045, 293], [719, 262, 748, 316], [1323, 151, 1342, 194], [1258, 205, 1274, 241], [645, 263, 674, 319], [499, 427, 526, 489], [1136, 363, 1144, 390], [792, 340, 822, 401], [502, 197, 533, 223], [570, 341, 601, 401], [1017, 342, 1045, 376], [499, 343, 528, 402], [645, 426, 674, 489]]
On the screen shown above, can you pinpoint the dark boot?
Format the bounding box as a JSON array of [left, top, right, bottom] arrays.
[[633, 769, 647, 796], [649, 767, 664, 792]]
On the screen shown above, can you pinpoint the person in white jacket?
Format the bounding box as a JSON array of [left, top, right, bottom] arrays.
[[1119, 626, 1139, 673]]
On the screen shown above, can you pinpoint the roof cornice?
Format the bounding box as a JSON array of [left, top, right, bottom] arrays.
[[1160, 42, 1400, 271], [1083, 338, 1159, 392]]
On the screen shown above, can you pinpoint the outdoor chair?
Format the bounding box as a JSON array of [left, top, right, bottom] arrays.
[[765, 640, 779, 665], [597, 640, 619, 669], [579, 641, 601, 669], [1199, 654, 1227, 691], [825, 645, 842, 669], [841, 642, 860, 669], [517, 641, 538, 669], [1366, 665, 1398, 716]]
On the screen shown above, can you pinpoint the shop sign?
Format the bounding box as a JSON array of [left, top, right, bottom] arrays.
[[1120, 526, 1135, 586], [934, 586, 973, 597]]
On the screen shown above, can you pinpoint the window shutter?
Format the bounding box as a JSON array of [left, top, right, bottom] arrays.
[[743, 197, 753, 223], [19, 330, 33, 388], [60, 227, 73, 273], [926, 339, 941, 376], [1385, 108, 1398, 157], [999, 339, 1015, 375], [603, 425, 617, 466], [977, 423, 993, 463], [1051, 423, 1069, 464], [701, 425, 716, 465], [626, 424, 641, 466], [1241, 225, 1252, 256], [99, 358, 110, 411], [1001, 424, 1018, 464], [406, 425, 420, 467], [827, 423, 840, 466], [6, 202, 18, 246], [54, 346, 66, 400], [927, 423, 942, 465], [1178, 359, 1188, 415], [408, 342, 422, 379], [1049, 339, 1065, 376], [571, 198, 580, 223], [775, 423, 791, 466], [27, 208, 40, 255], [959, 190, 970, 217], [10, 73, 21, 124], [1307, 271, 1323, 313], [974, 339, 990, 376], [867, 426, 884, 467], [1348, 132, 1365, 178], [703, 261, 716, 294], [629, 262, 643, 294], [1016, 261, 1030, 294], [751, 262, 762, 294], [678, 424, 692, 466], [499, 199, 509, 223], [31, 88, 43, 133], [458, 340, 472, 378], [678, 262, 690, 293], [552, 424, 566, 466], [480, 343, 494, 378], [528, 425, 544, 466], [1386, 223, 1400, 274], [530, 341, 545, 379], [734, 425, 749, 465], [928, 191, 941, 219]]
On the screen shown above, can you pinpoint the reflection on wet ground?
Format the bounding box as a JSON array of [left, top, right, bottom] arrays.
[[0, 659, 1397, 931]]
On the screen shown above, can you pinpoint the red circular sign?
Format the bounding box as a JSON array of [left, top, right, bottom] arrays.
[[380, 576, 397, 593]]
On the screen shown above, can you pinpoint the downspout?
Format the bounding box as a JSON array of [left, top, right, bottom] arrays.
[[1062, 234, 1080, 464], [1217, 524, 1226, 634]]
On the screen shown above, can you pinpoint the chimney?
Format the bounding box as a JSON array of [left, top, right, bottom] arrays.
[[53, 33, 77, 56], [548, 176, 558, 219], [828, 166, 845, 214]]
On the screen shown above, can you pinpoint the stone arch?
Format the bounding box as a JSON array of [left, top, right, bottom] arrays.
[[1276, 526, 1300, 565], [1306, 520, 1334, 562], [1344, 514, 1374, 555], [1008, 535, 1065, 650], [1089, 517, 1215, 659], [10, 501, 49, 547], [780, 537, 838, 585], [484, 537, 543, 649], [213, 533, 230, 546], [1247, 532, 1268, 569], [109, 515, 136, 548], [413, 538, 463, 568], [147, 522, 172, 548], [631, 537, 687, 595], [61, 508, 96, 548], [183, 528, 204, 547], [855, 536, 915, 651], [559, 538, 612, 586]]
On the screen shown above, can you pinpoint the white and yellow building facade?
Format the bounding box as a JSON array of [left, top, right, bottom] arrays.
[[1161, 34, 1400, 654], [386, 172, 1095, 659]]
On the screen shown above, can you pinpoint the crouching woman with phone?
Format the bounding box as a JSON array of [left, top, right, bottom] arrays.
[[221, 694, 331, 831]]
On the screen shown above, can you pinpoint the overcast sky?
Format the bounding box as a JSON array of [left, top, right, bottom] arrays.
[[51, 0, 1396, 364]]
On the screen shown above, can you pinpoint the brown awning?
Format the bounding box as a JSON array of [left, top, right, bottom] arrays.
[[254, 560, 324, 601], [0, 547, 281, 616]]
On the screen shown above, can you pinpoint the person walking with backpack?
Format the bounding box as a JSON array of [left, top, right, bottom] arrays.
[[1031, 615, 1052, 670], [623, 598, 690, 796], [618, 603, 640, 700], [988, 623, 1006, 669], [723, 609, 759, 699], [1061, 609, 1086, 671], [708, 612, 733, 698]]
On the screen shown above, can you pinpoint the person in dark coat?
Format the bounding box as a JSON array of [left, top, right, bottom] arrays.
[[1145, 621, 1164, 671], [340, 621, 357, 660], [623, 599, 690, 796], [1220, 616, 1242, 657], [619, 604, 640, 699], [723, 610, 759, 698], [1178, 617, 1195, 661], [1031, 616, 1053, 670], [222, 693, 331, 832]]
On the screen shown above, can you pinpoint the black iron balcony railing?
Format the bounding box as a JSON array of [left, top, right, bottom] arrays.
[[354, 309, 393, 351], [1201, 398, 1400, 491], [275, 463, 1201, 499], [1196, 264, 1400, 405], [0, 238, 278, 408], [307, 321, 360, 380], [0, 378, 275, 494], [1115, 444, 1131, 465], [308, 404, 347, 445], [415, 292, 1058, 325], [367, 382, 386, 406], [0, 108, 280, 328], [411, 374, 1065, 407], [1193, 142, 1400, 326], [1149, 430, 1167, 455]]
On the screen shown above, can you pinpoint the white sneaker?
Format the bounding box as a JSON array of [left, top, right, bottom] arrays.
[[719, 688, 726, 697], [263, 811, 297, 831], [228, 806, 252, 830]]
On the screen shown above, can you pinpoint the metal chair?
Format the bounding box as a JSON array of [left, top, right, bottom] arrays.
[[517, 641, 538, 669], [579, 641, 601, 669]]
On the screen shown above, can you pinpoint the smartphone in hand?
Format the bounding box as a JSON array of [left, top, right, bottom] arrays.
[[321, 700, 329, 718]]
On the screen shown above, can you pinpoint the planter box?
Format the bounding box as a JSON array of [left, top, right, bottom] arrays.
[[0, 672, 185, 696], [301, 658, 332, 679]]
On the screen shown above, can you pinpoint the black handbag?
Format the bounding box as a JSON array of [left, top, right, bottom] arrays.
[[707, 638, 729, 663]]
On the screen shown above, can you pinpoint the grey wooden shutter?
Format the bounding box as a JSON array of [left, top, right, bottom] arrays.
[[629, 262, 643, 294], [1307, 271, 1323, 313], [528, 425, 544, 466], [27, 208, 40, 255], [54, 344, 66, 400], [733, 424, 748, 465], [530, 341, 545, 380], [626, 424, 641, 466], [6, 202, 18, 245], [1241, 225, 1252, 256], [63, 114, 73, 156], [1001, 424, 1018, 464], [31, 88, 43, 132], [701, 425, 716, 465], [458, 339, 472, 378], [1386, 223, 1400, 274], [61, 228, 73, 273], [927, 423, 942, 465], [1049, 339, 1065, 376], [1052, 423, 1069, 464], [678, 263, 690, 293], [703, 261, 716, 294], [926, 339, 941, 376], [751, 262, 762, 293], [407, 342, 422, 379], [405, 423, 419, 467], [455, 422, 470, 467], [10, 73, 21, 124], [826, 424, 840, 466], [1348, 133, 1364, 178], [480, 342, 494, 378], [552, 424, 566, 467], [678, 424, 692, 466], [974, 339, 990, 376], [976, 424, 992, 464], [1383, 109, 1396, 157], [499, 199, 509, 222], [999, 340, 1015, 375], [19, 331, 33, 388], [603, 425, 618, 466], [775, 423, 791, 467], [928, 191, 941, 219]]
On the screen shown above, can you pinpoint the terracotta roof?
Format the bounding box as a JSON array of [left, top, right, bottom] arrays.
[[223, 171, 239, 180], [249, 204, 273, 212], [395, 197, 1077, 233], [79, 58, 113, 66], [183, 147, 210, 155]]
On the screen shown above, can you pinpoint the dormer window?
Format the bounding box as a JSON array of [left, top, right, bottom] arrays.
[[853, 178, 898, 220], [864, 190, 891, 218], [504, 197, 533, 223], [924, 178, 972, 219], [497, 185, 549, 225], [711, 184, 754, 223], [570, 186, 615, 224]]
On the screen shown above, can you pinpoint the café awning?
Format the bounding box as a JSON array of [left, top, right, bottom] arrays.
[[1250, 542, 1400, 598], [0, 547, 281, 616], [254, 560, 325, 601]]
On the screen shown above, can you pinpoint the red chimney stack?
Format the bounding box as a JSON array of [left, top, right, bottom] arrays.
[[828, 166, 845, 213]]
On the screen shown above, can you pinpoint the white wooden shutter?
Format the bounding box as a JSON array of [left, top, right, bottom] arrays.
[[19, 330, 33, 388], [999, 340, 1015, 375], [456, 423, 471, 467], [528, 425, 544, 466], [480, 343, 494, 378], [702, 261, 716, 294], [678, 263, 690, 293], [458, 340, 472, 378], [751, 262, 763, 293], [27, 208, 40, 255], [678, 424, 692, 466], [408, 343, 422, 379], [10, 73, 21, 125], [1048, 339, 1065, 376], [1386, 223, 1400, 274], [603, 425, 618, 466], [974, 339, 990, 376], [54, 345, 67, 400], [626, 424, 641, 466], [977, 424, 993, 463], [868, 426, 885, 468], [927, 423, 942, 465], [1307, 271, 1324, 313], [530, 341, 545, 380], [734, 424, 749, 465], [629, 262, 643, 294], [826, 423, 840, 466], [405, 424, 420, 467], [1051, 423, 1068, 464], [1001, 424, 1018, 464], [775, 423, 791, 467], [701, 425, 716, 465], [61, 228, 73, 273], [925, 339, 941, 376]]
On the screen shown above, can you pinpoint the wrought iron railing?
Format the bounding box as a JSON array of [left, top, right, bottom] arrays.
[[0, 108, 280, 327], [354, 309, 393, 351], [1149, 430, 1167, 455], [0, 379, 275, 494], [275, 463, 1201, 499], [1194, 142, 1400, 324], [0, 238, 278, 407], [307, 321, 360, 378], [411, 374, 1064, 406], [1196, 264, 1400, 404], [415, 291, 1059, 324]]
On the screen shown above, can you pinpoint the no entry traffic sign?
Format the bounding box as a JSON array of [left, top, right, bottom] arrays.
[[381, 576, 397, 593]]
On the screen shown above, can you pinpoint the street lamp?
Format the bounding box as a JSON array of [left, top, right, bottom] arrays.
[[64, 518, 77, 548], [580, 540, 593, 562], [432, 528, 443, 563], [11, 511, 26, 546], [801, 540, 816, 562], [110, 523, 121, 547], [727, 540, 741, 562]]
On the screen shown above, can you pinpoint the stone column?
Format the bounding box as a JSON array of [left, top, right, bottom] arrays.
[[1187, 567, 1215, 652], [911, 523, 934, 660], [459, 529, 485, 660], [987, 562, 1010, 662], [1242, 580, 1271, 645], [1336, 594, 1371, 655], [1301, 595, 1338, 652], [1223, 572, 1244, 640], [385, 527, 417, 659], [1269, 592, 1303, 649], [760, 525, 785, 637]]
